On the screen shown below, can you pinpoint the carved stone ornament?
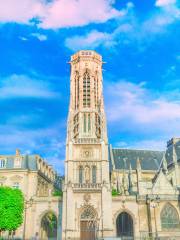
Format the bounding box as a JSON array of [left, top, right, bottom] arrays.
[[81, 148, 93, 159], [10, 175, 23, 181], [84, 193, 91, 203]]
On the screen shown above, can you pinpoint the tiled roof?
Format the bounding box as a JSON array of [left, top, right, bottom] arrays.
[[110, 147, 164, 171]]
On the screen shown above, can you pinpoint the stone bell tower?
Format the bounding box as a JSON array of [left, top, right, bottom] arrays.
[[62, 50, 113, 240]]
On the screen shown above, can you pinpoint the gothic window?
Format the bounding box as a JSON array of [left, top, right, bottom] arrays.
[[73, 113, 79, 138], [94, 73, 99, 108], [74, 72, 79, 109], [92, 166, 96, 183], [83, 70, 91, 107], [161, 203, 180, 229], [81, 206, 96, 220], [88, 113, 91, 132], [84, 113, 87, 133], [79, 166, 83, 184], [0, 159, 6, 168], [95, 113, 101, 138]]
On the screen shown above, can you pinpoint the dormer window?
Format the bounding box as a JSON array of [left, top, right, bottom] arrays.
[[0, 159, 6, 168]]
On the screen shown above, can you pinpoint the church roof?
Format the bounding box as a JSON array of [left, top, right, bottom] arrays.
[[110, 147, 164, 171]]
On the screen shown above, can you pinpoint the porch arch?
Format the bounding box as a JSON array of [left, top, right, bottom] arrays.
[[40, 211, 57, 240], [116, 211, 134, 239]]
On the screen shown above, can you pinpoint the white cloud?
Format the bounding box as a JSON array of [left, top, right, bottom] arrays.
[[155, 0, 176, 7], [0, 0, 123, 29], [31, 33, 47, 41], [65, 23, 135, 50], [105, 80, 180, 136], [65, 0, 179, 51], [65, 30, 113, 51], [0, 74, 58, 98], [0, 0, 44, 24]]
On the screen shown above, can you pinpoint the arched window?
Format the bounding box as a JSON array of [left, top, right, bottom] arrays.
[[116, 212, 134, 237], [79, 166, 83, 184], [84, 113, 86, 133], [92, 166, 96, 183], [161, 203, 180, 229], [81, 206, 96, 220], [88, 113, 91, 132], [83, 70, 91, 107], [94, 72, 99, 108], [74, 71, 79, 109]]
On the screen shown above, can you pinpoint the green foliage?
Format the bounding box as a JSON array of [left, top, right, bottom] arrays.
[[53, 189, 63, 197], [0, 187, 24, 232], [44, 213, 57, 230], [111, 188, 119, 196]]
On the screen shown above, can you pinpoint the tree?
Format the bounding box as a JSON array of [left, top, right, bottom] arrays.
[[0, 187, 24, 236]]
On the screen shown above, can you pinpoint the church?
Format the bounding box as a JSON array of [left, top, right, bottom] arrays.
[[62, 50, 180, 239], [0, 50, 180, 240]]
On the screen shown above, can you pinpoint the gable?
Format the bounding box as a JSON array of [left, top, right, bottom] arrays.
[[152, 170, 176, 195]]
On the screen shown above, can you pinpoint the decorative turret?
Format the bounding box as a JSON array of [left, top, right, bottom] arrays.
[[162, 154, 168, 174], [128, 163, 133, 194], [172, 145, 178, 164], [136, 157, 141, 171]]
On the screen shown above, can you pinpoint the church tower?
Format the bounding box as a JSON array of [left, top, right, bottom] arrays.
[[62, 50, 113, 239]]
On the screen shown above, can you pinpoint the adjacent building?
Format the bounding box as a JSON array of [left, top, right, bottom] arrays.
[[0, 149, 62, 239]]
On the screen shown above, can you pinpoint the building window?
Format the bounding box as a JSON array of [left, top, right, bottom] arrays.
[[161, 203, 180, 229], [73, 113, 79, 138], [74, 72, 79, 109], [94, 73, 99, 108], [0, 159, 6, 168], [84, 113, 87, 133], [13, 182, 20, 189], [95, 113, 101, 138], [88, 113, 91, 132], [83, 70, 91, 108], [92, 166, 96, 183], [79, 166, 83, 184]]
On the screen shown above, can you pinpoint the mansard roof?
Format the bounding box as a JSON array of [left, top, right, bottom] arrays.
[[109, 146, 164, 171], [0, 154, 38, 170]]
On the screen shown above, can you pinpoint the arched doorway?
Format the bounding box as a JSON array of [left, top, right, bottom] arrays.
[[80, 206, 97, 240], [40, 212, 57, 240], [116, 212, 134, 239]]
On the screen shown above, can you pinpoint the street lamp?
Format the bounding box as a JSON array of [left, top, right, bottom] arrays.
[[23, 197, 34, 240]]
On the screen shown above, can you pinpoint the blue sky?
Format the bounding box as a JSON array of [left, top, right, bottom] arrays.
[[0, 0, 179, 174]]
